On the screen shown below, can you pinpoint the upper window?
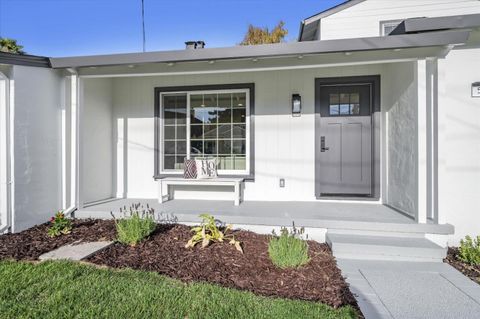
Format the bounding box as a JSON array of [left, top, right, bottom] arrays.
[[160, 89, 250, 175], [329, 93, 360, 116], [380, 19, 403, 36]]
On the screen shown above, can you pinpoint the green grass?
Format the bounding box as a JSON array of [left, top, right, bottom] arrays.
[[0, 260, 357, 319]]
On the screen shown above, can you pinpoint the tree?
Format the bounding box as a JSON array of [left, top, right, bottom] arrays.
[[240, 21, 288, 45], [0, 38, 25, 54]]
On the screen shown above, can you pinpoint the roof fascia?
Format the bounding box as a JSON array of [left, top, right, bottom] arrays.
[[50, 30, 470, 69], [0, 52, 51, 68], [390, 14, 480, 35]]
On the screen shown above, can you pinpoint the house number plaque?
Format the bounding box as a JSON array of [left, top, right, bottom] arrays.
[[472, 82, 480, 98]]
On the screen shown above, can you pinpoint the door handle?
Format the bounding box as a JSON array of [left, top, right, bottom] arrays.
[[321, 136, 330, 152]]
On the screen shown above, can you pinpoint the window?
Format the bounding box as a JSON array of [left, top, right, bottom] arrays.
[[380, 19, 403, 36], [329, 93, 360, 116], [159, 89, 250, 175]]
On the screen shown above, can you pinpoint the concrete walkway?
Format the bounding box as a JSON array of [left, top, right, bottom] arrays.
[[39, 241, 113, 261], [337, 259, 480, 319]]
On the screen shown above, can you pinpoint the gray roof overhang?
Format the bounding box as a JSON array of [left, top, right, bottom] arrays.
[[0, 52, 51, 68], [50, 29, 470, 69], [391, 14, 480, 35]]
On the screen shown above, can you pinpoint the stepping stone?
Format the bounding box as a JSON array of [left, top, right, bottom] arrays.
[[39, 241, 113, 261]]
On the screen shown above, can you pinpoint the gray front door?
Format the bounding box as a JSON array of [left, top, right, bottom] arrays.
[[318, 84, 372, 196]]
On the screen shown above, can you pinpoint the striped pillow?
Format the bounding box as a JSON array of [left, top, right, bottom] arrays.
[[183, 159, 197, 179]]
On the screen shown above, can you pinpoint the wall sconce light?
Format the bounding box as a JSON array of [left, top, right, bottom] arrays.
[[292, 94, 301, 117]]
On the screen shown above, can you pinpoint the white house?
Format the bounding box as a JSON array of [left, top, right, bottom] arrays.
[[1, 0, 480, 261]]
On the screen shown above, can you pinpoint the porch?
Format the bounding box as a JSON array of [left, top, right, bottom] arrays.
[[76, 199, 453, 236], [53, 30, 465, 240]]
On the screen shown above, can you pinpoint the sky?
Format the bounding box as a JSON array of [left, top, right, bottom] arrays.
[[0, 0, 343, 57]]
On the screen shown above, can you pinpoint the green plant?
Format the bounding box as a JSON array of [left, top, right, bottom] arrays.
[[0, 38, 25, 54], [112, 203, 156, 246], [47, 211, 72, 237], [185, 214, 243, 253], [268, 223, 310, 269], [459, 235, 480, 265]]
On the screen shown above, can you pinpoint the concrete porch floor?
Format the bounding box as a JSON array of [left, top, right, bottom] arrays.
[[76, 199, 453, 235]]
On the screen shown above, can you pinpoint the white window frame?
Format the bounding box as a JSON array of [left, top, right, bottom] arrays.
[[159, 88, 250, 176], [379, 19, 403, 36]]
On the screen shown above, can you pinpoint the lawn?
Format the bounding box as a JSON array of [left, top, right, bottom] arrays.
[[0, 260, 358, 319]]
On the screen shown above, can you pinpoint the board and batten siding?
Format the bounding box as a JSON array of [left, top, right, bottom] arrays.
[[91, 63, 415, 206], [319, 0, 480, 40]]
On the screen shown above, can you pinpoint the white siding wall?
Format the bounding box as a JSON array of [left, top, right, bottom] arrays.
[[438, 48, 480, 245], [319, 0, 480, 40], [82, 78, 114, 203], [107, 63, 414, 203], [12, 65, 63, 232]]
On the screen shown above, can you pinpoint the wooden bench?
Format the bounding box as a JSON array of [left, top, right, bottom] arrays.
[[158, 177, 244, 206]]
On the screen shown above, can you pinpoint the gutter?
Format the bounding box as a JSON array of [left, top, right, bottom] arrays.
[[0, 52, 51, 68]]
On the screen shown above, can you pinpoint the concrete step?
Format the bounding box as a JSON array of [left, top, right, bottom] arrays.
[[326, 232, 447, 262]]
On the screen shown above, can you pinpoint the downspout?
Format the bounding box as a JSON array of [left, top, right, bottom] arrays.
[[0, 70, 14, 233]]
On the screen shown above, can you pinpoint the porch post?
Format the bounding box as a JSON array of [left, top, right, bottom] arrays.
[[417, 60, 428, 224], [64, 72, 81, 212], [426, 58, 439, 223], [417, 59, 438, 224]]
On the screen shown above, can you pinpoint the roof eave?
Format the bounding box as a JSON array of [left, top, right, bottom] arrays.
[[390, 14, 480, 35], [50, 30, 471, 69], [0, 52, 51, 68]]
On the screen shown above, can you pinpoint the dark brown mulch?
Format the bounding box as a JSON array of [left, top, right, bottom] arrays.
[[87, 223, 357, 309], [445, 247, 480, 284], [0, 219, 359, 310], [0, 219, 116, 261]]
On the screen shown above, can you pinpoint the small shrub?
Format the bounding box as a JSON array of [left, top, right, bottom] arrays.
[[47, 211, 72, 237], [185, 214, 243, 253], [112, 203, 156, 246], [459, 235, 480, 266], [268, 224, 310, 269]]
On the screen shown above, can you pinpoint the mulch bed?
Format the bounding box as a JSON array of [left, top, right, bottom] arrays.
[[0, 219, 116, 261], [87, 223, 357, 309], [445, 247, 480, 284], [0, 219, 359, 311]]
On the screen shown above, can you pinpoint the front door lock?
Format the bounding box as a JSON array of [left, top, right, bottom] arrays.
[[321, 136, 330, 152]]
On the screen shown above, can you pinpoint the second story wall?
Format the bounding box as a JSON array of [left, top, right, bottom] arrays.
[[319, 0, 480, 40]]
